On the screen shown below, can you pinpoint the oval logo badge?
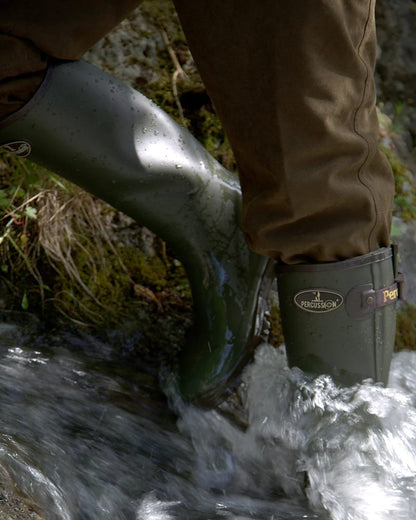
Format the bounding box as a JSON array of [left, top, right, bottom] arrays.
[[294, 289, 343, 314], [1, 141, 32, 157]]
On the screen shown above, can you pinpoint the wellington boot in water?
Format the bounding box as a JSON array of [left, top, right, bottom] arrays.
[[0, 60, 273, 405], [276, 247, 404, 385]]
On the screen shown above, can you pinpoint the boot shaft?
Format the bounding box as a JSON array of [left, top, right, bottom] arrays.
[[277, 247, 401, 385], [0, 60, 272, 404]]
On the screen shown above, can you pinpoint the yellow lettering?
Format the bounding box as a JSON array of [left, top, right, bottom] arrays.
[[383, 288, 398, 303]]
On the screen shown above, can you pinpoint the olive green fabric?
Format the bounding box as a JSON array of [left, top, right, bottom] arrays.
[[173, 0, 394, 264], [0, 0, 394, 263]]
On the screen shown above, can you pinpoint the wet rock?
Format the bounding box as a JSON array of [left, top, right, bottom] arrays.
[[84, 6, 164, 88]]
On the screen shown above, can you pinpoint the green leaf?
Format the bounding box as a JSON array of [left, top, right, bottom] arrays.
[[15, 188, 25, 199], [0, 198, 11, 208], [21, 292, 29, 311]]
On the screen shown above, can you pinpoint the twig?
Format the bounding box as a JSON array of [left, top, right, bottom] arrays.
[[160, 28, 188, 128]]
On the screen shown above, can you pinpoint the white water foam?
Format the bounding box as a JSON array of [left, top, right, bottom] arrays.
[[165, 344, 416, 520], [1, 331, 416, 519]]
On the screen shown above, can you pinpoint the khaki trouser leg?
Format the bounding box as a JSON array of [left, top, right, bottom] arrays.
[[1, 1, 394, 264], [173, 0, 395, 264]]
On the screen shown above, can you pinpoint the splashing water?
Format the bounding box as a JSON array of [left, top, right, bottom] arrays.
[[0, 320, 415, 520]]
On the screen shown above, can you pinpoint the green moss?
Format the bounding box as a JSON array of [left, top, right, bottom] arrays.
[[140, 0, 186, 42], [52, 236, 190, 326], [380, 145, 416, 221], [396, 303, 416, 352], [123, 248, 167, 289]]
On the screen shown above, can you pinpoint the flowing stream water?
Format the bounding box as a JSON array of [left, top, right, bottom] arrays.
[[0, 312, 416, 520]]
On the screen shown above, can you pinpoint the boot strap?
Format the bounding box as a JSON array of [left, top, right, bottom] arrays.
[[346, 272, 405, 320]]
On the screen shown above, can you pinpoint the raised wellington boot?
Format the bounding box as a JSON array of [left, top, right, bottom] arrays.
[[276, 247, 403, 386], [0, 60, 272, 404]]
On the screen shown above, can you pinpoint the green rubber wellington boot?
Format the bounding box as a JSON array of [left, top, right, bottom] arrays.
[[0, 60, 273, 404], [276, 247, 404, 386]]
